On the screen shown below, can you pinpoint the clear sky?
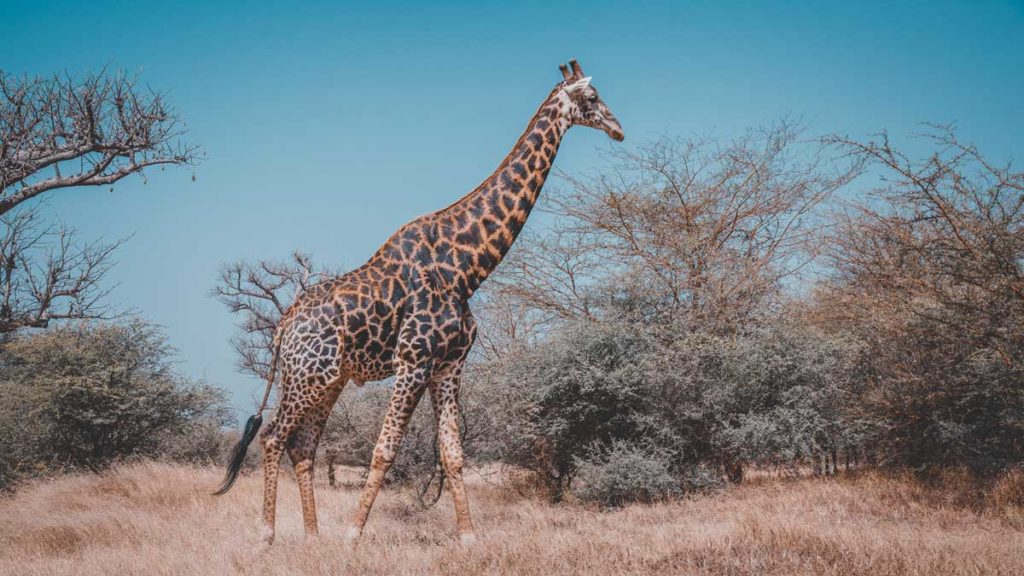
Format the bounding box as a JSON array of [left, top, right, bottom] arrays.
[[3, 0, 1023, 415]]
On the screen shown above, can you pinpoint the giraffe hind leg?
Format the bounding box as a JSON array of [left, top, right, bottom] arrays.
[[259, 375, 339, 544], [430, 371, 476, 543], [258, 412, 286, 545], [286, 383, 344, 538]]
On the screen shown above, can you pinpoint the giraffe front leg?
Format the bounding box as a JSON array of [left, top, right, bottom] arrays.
[[344, 365, 428, 545], [430, 371, 476, 544]]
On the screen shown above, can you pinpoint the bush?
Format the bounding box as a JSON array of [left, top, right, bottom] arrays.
[[483, 321, 660, 500], [646, 325, 870, 477], [0, 321, 232, 490], [574, 442, 681, 507], [475, 318, 872, 499], [859, 335, 1024, 475]]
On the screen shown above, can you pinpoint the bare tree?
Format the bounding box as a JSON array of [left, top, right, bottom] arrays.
[[0, 203, 123, 333], [471, 280, 553, 362], [0, 69, 198, 334], [822, 125, 1024, 361], [1, 69, 199, 216], [810, 125, 1024, 473], [489, 120, 860, 336], [212, 252, 339, 380]]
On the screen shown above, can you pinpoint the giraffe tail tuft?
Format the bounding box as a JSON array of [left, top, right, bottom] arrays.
[[212, 412, 263, 496]]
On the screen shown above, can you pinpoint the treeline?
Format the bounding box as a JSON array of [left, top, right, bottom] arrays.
[[456, 122, 1024, 504], [2, 120, 1020, 504], [216, 121, 1022, 507]]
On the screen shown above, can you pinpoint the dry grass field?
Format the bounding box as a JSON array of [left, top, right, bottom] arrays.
[[1, 462, 1022, 576]]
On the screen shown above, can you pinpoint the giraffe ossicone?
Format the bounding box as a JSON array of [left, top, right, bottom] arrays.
[[214, 58, 624, 546]]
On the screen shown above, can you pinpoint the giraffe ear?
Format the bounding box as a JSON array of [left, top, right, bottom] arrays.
[[564, 76, 592, 96]]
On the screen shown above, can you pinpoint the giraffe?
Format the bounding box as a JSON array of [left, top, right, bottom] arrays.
[[213, 59, 624, 546]]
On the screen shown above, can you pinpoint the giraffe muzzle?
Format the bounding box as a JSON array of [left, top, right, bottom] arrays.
[[603, 116, 625, 142]]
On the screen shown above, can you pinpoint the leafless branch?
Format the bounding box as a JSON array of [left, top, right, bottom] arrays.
[[0, 203, 124, 333], [0, 69, 201, 216], [820, 125, 1024, 361], [487, 120, 861, 336]]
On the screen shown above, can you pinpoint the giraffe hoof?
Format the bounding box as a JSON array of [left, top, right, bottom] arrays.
[[260, 527, 275, 546], [459, 532, 478, 546]]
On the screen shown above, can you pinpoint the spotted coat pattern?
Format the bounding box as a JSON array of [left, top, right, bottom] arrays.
[[255, 60, 623, 545]]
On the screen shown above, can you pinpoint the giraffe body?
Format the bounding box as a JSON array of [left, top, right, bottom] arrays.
[[216, 59, 623, 546]]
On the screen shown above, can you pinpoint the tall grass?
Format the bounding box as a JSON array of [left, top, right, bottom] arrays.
[[1, 462, 1021, 575]]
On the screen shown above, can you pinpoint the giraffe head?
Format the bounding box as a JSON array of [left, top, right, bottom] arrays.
[[557, 59, 624, 142]]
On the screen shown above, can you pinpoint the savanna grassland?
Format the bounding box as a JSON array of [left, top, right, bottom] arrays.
[[1, 462, 1022, 576]]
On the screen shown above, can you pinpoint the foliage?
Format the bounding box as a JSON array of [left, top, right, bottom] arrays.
[[476, 316, 870, 501], [0, 321, 232, 490], [574, 441, 684, 507], [473, 125, 1023, 497], [818, 126, 1024, 475], [656, 325, 871, 475], [482, 321, 656, 500]]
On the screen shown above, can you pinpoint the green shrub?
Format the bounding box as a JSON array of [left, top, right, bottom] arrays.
[[574, 442, 678, 506], [484, 321, 660, 500], [0, 321, 232, 490]]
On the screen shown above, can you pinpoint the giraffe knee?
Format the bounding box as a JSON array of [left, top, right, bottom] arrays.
[[294, 458, 315, 476], [371, 446, 397, 471], [444, 458, 464, 477], [442, 445, 465, 476]]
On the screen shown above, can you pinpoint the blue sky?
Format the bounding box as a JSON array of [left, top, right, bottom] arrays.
[[3, 0, 1023, 414]]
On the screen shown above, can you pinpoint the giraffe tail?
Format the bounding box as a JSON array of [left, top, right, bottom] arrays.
[[211, 412, 263, 496], [212, 328, 282, 496]]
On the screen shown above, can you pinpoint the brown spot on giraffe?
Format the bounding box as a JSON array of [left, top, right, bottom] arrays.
[[214, 59, 624, 546]]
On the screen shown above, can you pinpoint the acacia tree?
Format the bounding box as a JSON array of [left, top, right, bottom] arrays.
[[0, 69, 198, 333], [488, 121, 860, 337], [824, 126, 1024, 359], [816, 126, 1024, 473]]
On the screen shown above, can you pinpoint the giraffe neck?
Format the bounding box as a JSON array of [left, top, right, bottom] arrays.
[[438, 87, 573, 297]]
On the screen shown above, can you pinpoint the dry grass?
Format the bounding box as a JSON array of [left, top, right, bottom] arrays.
[[1, 462, 1022, 576]]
